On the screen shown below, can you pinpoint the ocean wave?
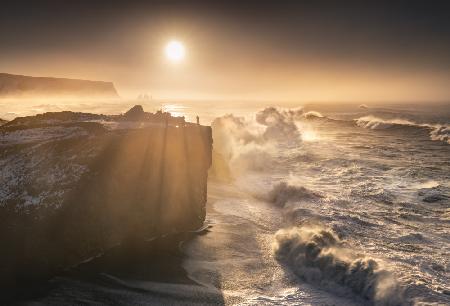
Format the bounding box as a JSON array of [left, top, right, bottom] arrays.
[[273, 225, 405, 305], [260, 182, 323, 207], [211, 107, 331, 174], [303, 111, 324, 119], [429, 125, 450, 144], [211, 107, 312, 173], [355, 115, 450, 144]]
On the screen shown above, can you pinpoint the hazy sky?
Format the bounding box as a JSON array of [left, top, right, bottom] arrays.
[[1, 0, 450, 103]]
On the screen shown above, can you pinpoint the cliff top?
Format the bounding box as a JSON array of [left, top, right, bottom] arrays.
[[0, 105, 205, 145], [0, 73, 119, 98]]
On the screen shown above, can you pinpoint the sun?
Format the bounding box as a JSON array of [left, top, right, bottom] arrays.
[[165, 40, 185, 62]]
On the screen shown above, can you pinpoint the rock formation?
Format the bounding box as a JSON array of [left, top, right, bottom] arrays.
[[0, 106, 212, 289]]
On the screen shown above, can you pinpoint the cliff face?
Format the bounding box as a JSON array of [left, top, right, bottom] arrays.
[[0, 107, 212, 288], [0, 73, 119, 98]]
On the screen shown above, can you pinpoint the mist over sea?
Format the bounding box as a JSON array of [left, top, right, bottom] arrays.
[[5, 102, 449, 305]]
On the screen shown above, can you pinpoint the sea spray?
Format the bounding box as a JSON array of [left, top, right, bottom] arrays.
[[211, 107, 308, 173], [273, 226, 405, 305], [211, 108, 328, 172]]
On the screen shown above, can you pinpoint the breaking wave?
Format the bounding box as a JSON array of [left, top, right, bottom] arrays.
[[355, 115, 450, 144], [303, 111, 324, 119], [273, 226, 405, 305], [429, 125, 450, 144], [210, 106, 330, 175], [211, 107, 311, 173], [260, 181, 323, 208], [209, 107, 446, 304]]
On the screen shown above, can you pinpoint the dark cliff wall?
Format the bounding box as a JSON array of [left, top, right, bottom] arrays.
[[0, 73, 119, 98], [0, 123, 212, 289]]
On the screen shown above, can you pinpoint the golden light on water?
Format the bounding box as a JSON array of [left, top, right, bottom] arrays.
[[165, 40, 185, 62], [162, 103, 188, 119]]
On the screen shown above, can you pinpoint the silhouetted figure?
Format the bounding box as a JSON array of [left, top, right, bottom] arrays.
[[196, 115, 200, 125]]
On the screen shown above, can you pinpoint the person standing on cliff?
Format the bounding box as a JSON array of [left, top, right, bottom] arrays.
[[196, 115, 200, 125]]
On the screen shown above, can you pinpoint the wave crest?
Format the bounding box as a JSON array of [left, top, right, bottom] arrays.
[[262, 182, 323, 207], [303, 111, 324, 119], [273, 226, 405, 305], [355, 115, 450, 144], [355, 116, 417, 130], [429, 125, 450, 144]]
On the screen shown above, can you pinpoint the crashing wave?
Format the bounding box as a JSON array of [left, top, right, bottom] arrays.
[[355, 115, 450, 144], [255, 107, 304, 141], [429, 125, 450, 144], [211, 107, 309, 173], [303, 111, 324, 119], [261, 182, 323, 207], [355, 116, 418, 130], [211, 113, 274, 173], [273, 226, 405, 305]]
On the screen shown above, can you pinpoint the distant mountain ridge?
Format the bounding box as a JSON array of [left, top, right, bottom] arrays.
[[0, 73, 119, 98]]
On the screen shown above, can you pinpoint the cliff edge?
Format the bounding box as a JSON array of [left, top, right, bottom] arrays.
[[0, 106, 212, 290], [0, 73, 119, 98]]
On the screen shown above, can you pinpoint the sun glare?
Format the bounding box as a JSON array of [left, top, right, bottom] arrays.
[[165, 40, 185, 62]]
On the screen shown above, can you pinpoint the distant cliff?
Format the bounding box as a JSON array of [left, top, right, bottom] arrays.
[[0, 106, 212, 290], [0, 73, 119, 98]]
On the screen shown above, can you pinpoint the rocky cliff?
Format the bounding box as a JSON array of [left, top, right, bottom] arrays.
[[0, 106, 212, 289], [0, 73, 119, 98]]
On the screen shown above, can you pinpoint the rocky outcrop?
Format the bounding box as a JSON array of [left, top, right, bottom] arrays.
[[0, 73, 119, 98], [0, 106, 212, 289], [124, 104, 146, 120]]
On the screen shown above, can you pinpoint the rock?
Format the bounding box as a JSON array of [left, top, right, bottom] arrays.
[[0, 109, 212, 290], [124, 105, 145, 120]]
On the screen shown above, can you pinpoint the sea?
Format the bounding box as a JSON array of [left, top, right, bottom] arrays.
[[3, 101, 449, 305]]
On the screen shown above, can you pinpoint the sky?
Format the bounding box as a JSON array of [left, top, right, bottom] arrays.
[[1, 0, 450, 103]]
